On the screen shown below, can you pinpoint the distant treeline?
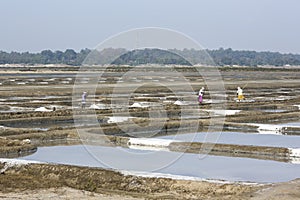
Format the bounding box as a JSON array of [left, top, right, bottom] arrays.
[[0, 49, 91, 66], [1, 48, 300, 66]]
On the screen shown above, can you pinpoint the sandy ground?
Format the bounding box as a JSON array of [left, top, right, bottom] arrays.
[[0, 187, 139, 200], [251, 179, 300, 200], [1, 183, 300, 200]]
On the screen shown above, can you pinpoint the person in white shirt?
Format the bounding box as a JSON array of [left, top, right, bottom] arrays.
[[236, 87, 244, 101], [81, 92, 88, 109]]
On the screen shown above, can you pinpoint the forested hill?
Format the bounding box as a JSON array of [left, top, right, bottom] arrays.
[[0, 48, 300, 67]]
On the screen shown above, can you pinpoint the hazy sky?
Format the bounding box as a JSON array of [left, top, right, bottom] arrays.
[[1, 0, 299, 53]]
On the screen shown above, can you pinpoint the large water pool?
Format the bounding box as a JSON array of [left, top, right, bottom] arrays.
[[21, 144, 300, 183]]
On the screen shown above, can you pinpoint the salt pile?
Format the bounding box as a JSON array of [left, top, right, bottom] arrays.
[[174, 100, 188, 105], [107, 116, 133, 123], [89, 104, 106, 110], [34, 107, 52, 112], [130, 102, 149, 108]]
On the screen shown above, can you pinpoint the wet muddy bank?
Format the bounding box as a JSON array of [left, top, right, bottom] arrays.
[[169, 142, 291, 163], [0, 138, 37, 158]]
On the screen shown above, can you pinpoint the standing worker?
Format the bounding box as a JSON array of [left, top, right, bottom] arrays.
[[236, 87, 244, 102], [198, 87, 205, 104], [81, 91, 88, 109]]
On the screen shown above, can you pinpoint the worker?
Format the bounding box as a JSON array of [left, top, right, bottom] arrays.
[[198, 87, 205, 104], [81, 91, 88, 109], [236, 87, 244, 102]]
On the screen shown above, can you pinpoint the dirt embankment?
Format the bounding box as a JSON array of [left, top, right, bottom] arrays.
[[0, 162, 260, 200], [0, 162, 300, 200], [0, 138, 36, 158]]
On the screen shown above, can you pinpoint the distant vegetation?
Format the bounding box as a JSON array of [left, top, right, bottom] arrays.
[[1, 48, 300, 67], [0, 49, 91, 66], [112, 49, 192, 66]]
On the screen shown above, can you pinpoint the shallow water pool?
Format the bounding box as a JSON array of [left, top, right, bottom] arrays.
[[21, 144, 300, 183], [157, 131, 300, 148]]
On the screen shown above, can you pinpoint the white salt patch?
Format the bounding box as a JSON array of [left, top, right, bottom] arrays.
[[174, 100, 189, 105], [107, 116, 133, 123], [22, 139, 31, 144], [252, 124, 284, 135], [34, 107, 52, 112], [294, 105, 300, 109], [257, 129, 283, 135], [128, 145, 170, 152], [39, 82, 48, 85], [224, 110, 241, 115], [130, 102, 149, 108], [290, 158, 300, 164], [203, 110, 240, 116], [30, 100, 44, 103], [17, 82, 26, 85], [289, 148, 300, 158], [89, 104, 100, 109], [234, 98, 256, 103], [0, 159, 42, 174], [128, 138, 174, 148], [203, 99, 228, 104], [61, 81, 69, 84], [257, 124, 283, 131], [212, 94, 228, 98], [89, 104, 106, 110], [0, 158, 42, 167]]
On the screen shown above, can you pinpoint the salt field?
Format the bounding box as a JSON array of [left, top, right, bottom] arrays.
[[1, 65, 300, 187]]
